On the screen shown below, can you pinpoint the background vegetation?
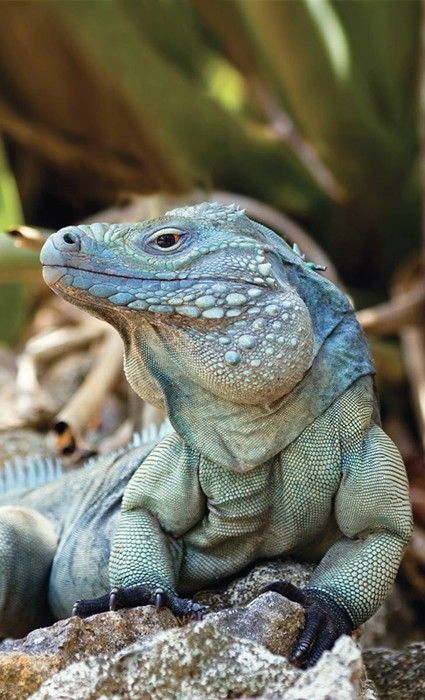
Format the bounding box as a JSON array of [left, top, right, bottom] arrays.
[[0, 0, 422, 294]]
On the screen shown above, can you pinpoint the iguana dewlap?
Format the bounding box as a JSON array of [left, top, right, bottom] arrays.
[[0, 203, 412, 667]]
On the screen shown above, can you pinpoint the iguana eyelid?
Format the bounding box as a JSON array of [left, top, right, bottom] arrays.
[[145, 227, 188, 253]]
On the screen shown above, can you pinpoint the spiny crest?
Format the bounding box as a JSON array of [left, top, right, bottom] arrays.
[[0, 456, 63, 495], [166, 201, 246, 225], [84, 418, 172, 468], [0, 419, 172, 495]]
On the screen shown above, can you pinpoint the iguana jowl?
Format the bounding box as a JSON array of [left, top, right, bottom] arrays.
[[1, 203, 412, 667]]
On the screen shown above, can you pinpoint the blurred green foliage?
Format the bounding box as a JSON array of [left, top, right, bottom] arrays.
[[0, 0, 422, 343], [0, 139, 39, 345]]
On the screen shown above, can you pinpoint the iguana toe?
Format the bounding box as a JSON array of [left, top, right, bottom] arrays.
[[259, 580, 353, 668], [72, 593, 111, 617], [165, 592, 208, 619], [154, 588, 166, 609], [72, 585, 209, 620]]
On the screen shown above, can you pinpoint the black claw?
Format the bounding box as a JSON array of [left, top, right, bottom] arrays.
[[155, 589, 165, 609], [72, 585, 210, 623], [71, 592, 111, 618], [109, 587, 120, 612], [290, 607, 326, 666]]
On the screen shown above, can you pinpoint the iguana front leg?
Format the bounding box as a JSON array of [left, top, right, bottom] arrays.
[[259, 422, 412, 668], [73, 509, 207, 619], [73, 432, 208, 620]]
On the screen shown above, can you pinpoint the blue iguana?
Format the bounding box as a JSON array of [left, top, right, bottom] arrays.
[[0, 203, 411, 668]]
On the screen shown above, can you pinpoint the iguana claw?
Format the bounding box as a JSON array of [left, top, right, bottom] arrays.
[[109, 587, 119, 611], [259, 580, 353, 668], [72, 585, 209, 620], [155, 589, 164, 608]]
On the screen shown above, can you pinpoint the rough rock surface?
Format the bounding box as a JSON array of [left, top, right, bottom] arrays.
[[212, 591, 304, 657], [0, 606, 177, 699], [30, 624, 366, 700], [196, 559, 313, 611], [284, 635, 371, 700], [361, 583, 422, 650], [0, 559, 407, 700], [364, 642, 425, 700]]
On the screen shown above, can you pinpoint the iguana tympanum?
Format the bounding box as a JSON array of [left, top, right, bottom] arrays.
[[0, 203, 411, 668]]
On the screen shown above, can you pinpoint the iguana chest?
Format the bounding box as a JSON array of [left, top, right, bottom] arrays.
[[185, 441, 342, 558]]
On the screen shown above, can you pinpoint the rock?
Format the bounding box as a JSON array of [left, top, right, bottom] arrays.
[[196, 558, 313, 611], [363, 642, 425, 700], [29, 622, 300, 699], [213, 591, 304, 657], [284, 636, 369, 700], [360, 583, 422, 650], [0, 606, 177, 700], [0, 560, 375, 699], [29, 621, 366, 700]]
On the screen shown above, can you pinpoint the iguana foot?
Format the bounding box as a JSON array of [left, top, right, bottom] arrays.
[[259, 580, 353, 668], [72, 585, 208, 620]]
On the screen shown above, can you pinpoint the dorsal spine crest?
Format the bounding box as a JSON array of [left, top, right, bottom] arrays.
[[165, 202, 246, 225]]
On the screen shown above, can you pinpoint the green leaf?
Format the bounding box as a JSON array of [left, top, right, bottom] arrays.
[[0, 138, 39, 345]]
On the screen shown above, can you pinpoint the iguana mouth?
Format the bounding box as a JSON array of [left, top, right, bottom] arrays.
[[42, 264, 272, 289]]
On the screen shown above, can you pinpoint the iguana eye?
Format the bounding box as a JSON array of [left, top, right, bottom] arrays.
[[148, 228, 183, 251]]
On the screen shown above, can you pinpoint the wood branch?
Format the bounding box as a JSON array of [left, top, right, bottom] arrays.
[[389, 259, 425, 451], [15, 352, 55, 422], [14, 319, 109, 427], [52, 328, 124, 455], [357, 284, 425, 335], [249, 78, 347, 204], [400, 326, 425, 452], [368, 339, 405, 385], [80, 193, 182, 225], [24, 319, 107, 363], [6, 225, 49, 251]]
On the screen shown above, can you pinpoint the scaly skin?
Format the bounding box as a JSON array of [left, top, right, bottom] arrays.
[[0, 203, 411, 667]]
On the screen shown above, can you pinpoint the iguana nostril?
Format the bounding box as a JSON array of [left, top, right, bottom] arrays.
[[62, 230, 80, 249]]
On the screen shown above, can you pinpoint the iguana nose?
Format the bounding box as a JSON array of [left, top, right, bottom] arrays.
[[56, 227, 81, 252]]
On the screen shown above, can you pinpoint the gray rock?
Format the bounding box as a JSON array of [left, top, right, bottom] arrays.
[[0, 606, 177, 699], [0, 559, 389, 700], [213, 591, 305, 657], [30, 620, 366, 700], [361, 583, 422, 650], [364, 642, 425, 700], [196, 559, 313, 611], [284, 636, 369, 700]]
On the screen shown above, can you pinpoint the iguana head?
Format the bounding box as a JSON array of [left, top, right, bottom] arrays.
[[41, 203, 315, 405], [41, 202, 373, 470]]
